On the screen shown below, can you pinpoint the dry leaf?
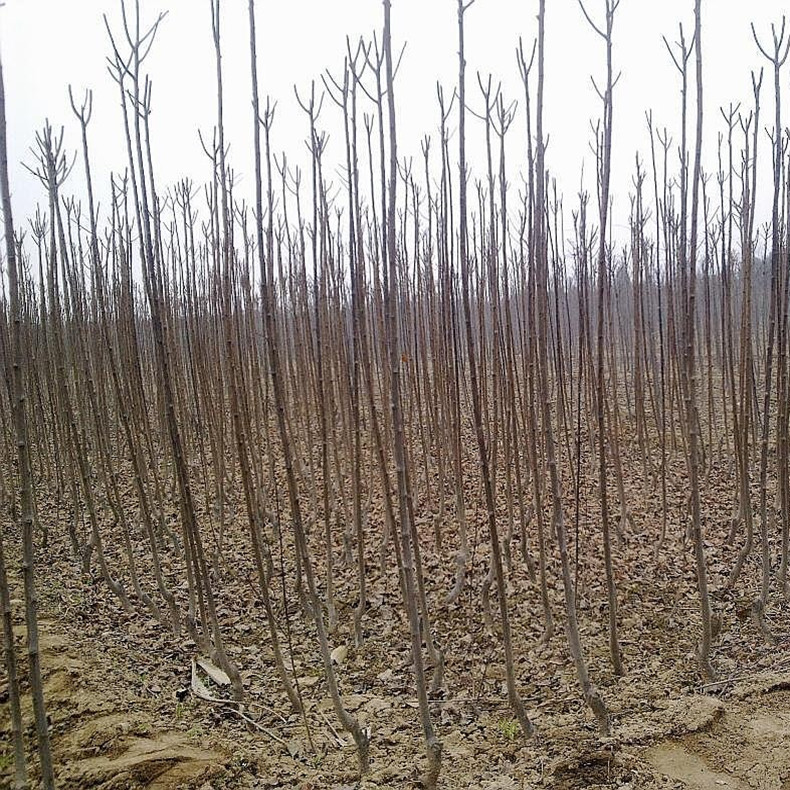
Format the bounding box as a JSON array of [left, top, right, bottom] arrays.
[[197, 656, 231, 687], [191, 659, 213, 701]]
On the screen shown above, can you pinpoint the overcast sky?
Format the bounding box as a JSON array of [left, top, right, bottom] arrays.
[[1, 0, 788, 242]]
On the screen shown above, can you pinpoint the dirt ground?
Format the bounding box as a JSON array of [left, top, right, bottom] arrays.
[[2, 436, 790, 789], [2, 555, 790, 789]]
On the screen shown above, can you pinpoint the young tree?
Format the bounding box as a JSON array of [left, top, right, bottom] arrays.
[[684, 0, 716, 680], [0, 46, 55, 790], [382, 0, 442, 783], [578, 0, 623, 677], [536, 0, 610, 733]]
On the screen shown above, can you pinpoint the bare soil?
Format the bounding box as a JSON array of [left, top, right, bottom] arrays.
[[2, 435, 790, 788], [3, 590, 790, 789]]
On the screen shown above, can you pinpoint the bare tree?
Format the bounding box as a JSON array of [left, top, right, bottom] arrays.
[[0, 45, 55, 790], [578, 0, 623, 677]]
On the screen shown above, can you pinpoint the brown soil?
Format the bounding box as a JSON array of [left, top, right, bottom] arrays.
[[2, 435, 790, 788], [3, 600, 790, 789], [644, 689, 790, 790], [1, 606, 227, 789]]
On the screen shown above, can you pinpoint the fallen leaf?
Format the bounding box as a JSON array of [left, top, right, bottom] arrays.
[[197, 656, 231, 687]]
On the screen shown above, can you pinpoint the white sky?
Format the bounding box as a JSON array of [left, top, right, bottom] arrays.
[[1, 0, 788, 244]]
